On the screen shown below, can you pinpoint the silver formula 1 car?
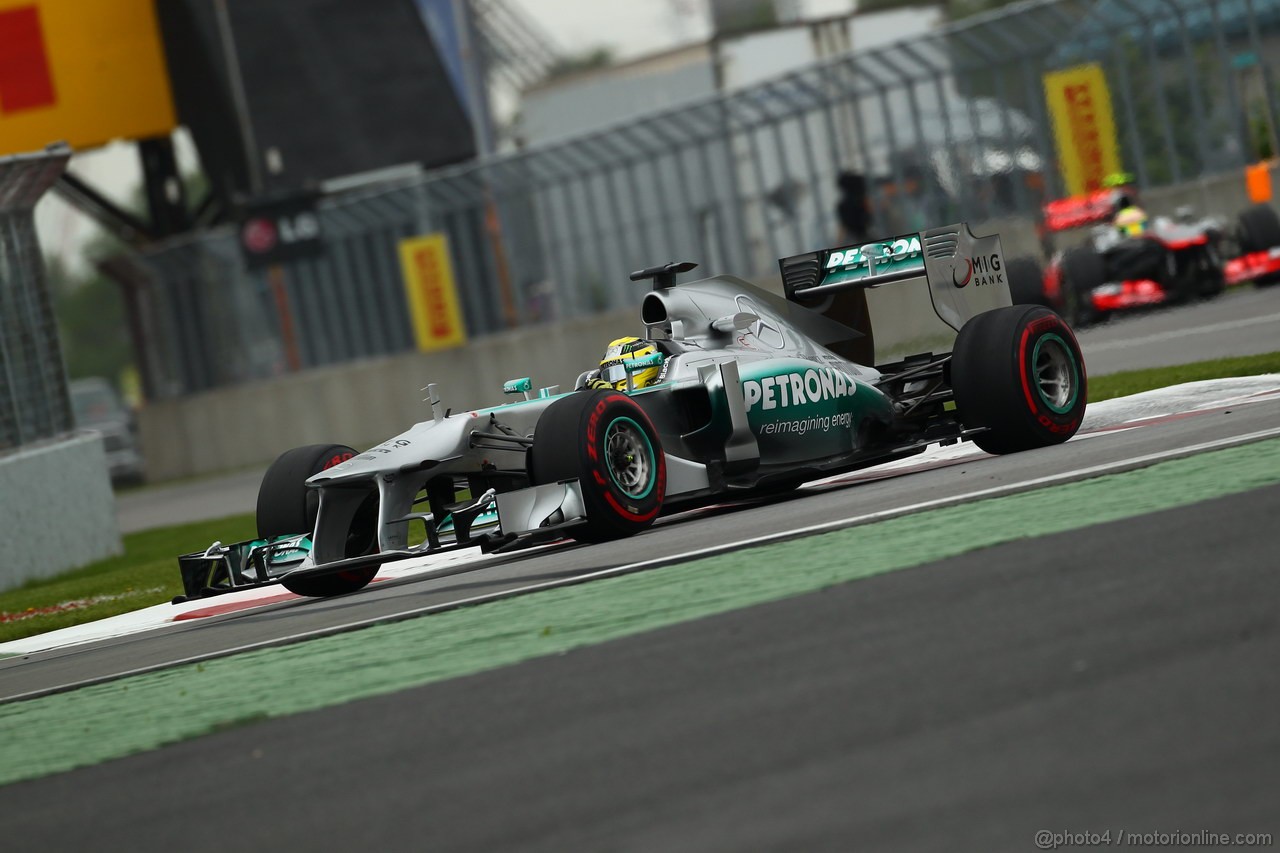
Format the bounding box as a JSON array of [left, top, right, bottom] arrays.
[[176, 223, 1087, 601]]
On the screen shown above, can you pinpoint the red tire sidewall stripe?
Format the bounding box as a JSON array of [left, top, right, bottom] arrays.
[[1019, 313, 1085, 436], [584, 392, 665, 522], [1018, 322, 1038, 414], [321, 450, 354, 471], [605, 490, 662, 522]]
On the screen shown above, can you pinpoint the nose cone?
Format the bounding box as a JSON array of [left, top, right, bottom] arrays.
[[307, 417, 469, 485]]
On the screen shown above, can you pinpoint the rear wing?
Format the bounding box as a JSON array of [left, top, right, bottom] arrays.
[[1042, 188, 1119, 232], [779, 222, 1012, 334]]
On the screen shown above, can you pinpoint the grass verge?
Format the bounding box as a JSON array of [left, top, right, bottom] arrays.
[[0, 513, 254, 643], [2, 353, 1277, 643], [1087, 352, 1280, 402]]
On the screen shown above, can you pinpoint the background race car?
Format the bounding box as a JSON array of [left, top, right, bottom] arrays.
[[1007, 182, 1280, 326]]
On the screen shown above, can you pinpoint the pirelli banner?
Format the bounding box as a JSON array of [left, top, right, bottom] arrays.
[[399, 233, 468, 353], [1043, 63, 1123, 196], [0, 0, 176, 155]]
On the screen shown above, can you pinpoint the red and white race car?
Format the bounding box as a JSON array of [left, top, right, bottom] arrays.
[[1009, 187, 1280, 326]]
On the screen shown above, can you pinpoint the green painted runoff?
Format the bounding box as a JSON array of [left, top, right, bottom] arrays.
[[2, 436, 1279, 786]]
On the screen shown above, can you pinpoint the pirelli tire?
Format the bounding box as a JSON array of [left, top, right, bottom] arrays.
[[1237, 203, 1280, 253], [257, 443, 356, 537], [1238, 203, 1280, 285], [1194, 240, 1226, 299], [529, 390, 666, 543], [256, 443, 379, 598], [1006, 256, 1049, 307], [1059, 246, 1104, 327], [952, 305, 1087, 455]]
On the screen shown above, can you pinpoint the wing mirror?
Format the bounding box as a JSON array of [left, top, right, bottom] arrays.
[[503, 377, 533, 400], [504, 377, 561, 401]]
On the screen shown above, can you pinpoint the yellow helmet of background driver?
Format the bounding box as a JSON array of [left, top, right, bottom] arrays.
[[598, 337, 663, 390], [1115, 206, 1148, 237]]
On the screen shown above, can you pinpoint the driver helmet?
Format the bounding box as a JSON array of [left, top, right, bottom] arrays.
[[1115, 205, 1149, 237], [597, 337, 663, 390]]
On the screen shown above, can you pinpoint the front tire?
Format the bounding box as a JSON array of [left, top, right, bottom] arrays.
[[528, 390, 666, 542], [281, 562, 379, 598], [257, 443, 357, 537], [1195, 242, 1226, 299], [1006, 256, 1048, 307], [952, 305, 1087, 454], [257, 443, 379, 597], [1059, 246, 1104, 327]]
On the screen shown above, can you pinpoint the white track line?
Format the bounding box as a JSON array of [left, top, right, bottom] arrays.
[[7, 424, 1280, 705]]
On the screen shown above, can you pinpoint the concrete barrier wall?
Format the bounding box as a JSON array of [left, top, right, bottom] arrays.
[[0, 432, 122, 591], [140, 306, 639, 481], [974, 215, 1041, 260], [1143, 171, 1262, 221]]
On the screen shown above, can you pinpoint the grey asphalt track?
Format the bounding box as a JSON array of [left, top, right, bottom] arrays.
[[1078, 285, 1280, 374], [4, 482, 1276, 851], [7, 393, 1278, 701]]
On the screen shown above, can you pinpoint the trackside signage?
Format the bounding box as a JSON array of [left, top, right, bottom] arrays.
[[1043, 63, 1122, 195], [399, 232, 468, 352]]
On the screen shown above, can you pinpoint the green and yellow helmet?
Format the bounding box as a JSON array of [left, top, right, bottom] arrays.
[[597, 336, 663, 390], [1115, 205, 1148, 237]]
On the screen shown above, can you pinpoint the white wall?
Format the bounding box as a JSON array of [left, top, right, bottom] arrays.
[[0, 433, 121, 591]]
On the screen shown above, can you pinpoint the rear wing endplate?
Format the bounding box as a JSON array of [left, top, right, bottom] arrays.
[[778, 222, 1012, 332]]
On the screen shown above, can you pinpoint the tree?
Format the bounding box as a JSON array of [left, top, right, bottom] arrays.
[[48, 167, 208, 393], [47, 253, 133, 389], [545, 47, 615, 81]]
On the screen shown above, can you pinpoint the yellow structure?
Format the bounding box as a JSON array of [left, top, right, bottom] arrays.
[[0, 0, 176, 155], [1043, 63, 1123, 196], [399, 233, 468, 352]]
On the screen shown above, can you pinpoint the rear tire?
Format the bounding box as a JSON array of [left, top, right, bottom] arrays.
[[1237, 203, 1280, 253], [952, 305, 1087, 454], [528, 390, 666, 542], [1238, 204, 1280, 286]]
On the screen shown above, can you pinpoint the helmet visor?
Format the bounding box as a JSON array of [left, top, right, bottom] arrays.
[[600, 362, 629, 385]]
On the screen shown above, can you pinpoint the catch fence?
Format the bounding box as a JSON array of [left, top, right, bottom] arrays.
[[124, 0, 1280, 399], [0, 147, 73, 451]]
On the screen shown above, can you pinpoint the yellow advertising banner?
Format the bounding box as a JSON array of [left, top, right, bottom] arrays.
[[399, 233, 468, 352], [1043, 63, 1123, 196], [0, 0, 177, 155]]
